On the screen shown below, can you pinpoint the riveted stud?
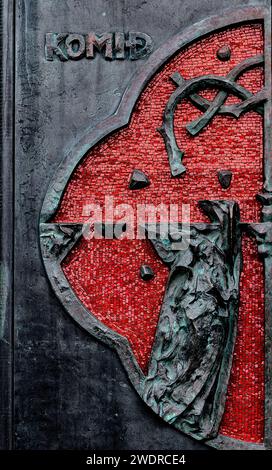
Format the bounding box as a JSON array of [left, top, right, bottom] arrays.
[[217, 45, 231, 61], [217, 170, 232, 189], [140, 265, 155, 281]]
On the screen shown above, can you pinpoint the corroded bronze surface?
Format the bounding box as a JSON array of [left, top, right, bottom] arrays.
[[143, 201, 242, 440]]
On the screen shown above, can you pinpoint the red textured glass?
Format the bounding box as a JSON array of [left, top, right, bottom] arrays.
[[54, 23, 264, 443]]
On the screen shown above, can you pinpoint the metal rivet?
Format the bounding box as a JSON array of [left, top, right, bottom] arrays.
[[140, 265, 155, 281], [216, 45, 231, 61], [217, 170, 233, 189]]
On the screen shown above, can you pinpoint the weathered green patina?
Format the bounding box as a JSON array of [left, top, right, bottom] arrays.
[[142, 200, 242, 440]]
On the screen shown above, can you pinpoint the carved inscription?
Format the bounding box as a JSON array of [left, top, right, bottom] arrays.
[[45, 32, 153, 61]]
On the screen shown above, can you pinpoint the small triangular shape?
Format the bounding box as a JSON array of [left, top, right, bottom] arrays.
[[217, 170, 232, 189], [129, 169, 150, 190]]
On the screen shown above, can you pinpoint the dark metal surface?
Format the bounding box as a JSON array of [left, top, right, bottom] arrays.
[[140, 265, 154, 281], [217, 170, 233, 189], [129, 169, 150, 190], [2, 0, 268, 451], [0, 0, 15, 451], [217, 45, 231, 61]]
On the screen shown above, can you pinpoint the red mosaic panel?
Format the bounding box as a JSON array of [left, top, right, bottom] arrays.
[[55, 23, 264, 443]]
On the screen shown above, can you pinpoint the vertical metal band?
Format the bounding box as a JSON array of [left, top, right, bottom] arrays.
[[0, 0, 15, 450]]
